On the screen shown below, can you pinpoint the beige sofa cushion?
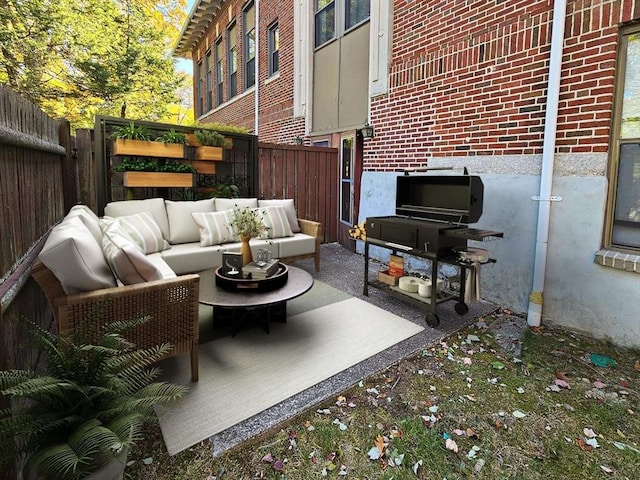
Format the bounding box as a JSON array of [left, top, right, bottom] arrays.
[[115, 211, 169, 254], [276, 233, 317, 258], [215, 197, 258, 211], [160, 242, 227, 275], [104, 198, 170, 240], [39, 216, 116, 294], [165, 198, 216, 244], [192, 210, 237, 246], [102, 222, 164, 285], [257, 199, 301, 233]]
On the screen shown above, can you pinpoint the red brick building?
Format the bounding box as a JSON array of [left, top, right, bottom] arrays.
[[176, 0, 640, 346]]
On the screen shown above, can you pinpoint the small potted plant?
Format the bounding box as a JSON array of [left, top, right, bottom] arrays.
[[229, 206, 268, 265], [0, 316, 187, 480]]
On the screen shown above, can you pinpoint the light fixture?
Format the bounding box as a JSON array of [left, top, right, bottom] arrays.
[[361, 119, 374, 139], [294, 136, 303, 145]]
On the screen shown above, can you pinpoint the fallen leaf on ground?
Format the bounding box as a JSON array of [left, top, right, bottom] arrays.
[[593, 381, 607, 389], [555, 379, 571, 389], [556, 371, 569, 381], [577, 438, 593, 451], [583, 428, 597, 438], [600, 465, 614, 474], [492, 361, 505, 370], [445, 438, 459, 453], [512, 410, 527, 418]]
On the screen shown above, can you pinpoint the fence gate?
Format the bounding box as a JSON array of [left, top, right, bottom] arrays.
[[258, 143, 339, 244]]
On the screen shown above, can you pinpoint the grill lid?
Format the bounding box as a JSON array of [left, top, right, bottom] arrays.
[[395, 175, 484, 224]]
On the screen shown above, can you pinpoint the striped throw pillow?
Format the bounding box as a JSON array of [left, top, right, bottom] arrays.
[[192, 210, 238, 246], [259, 206, 294, 239], [115, 211, 169, 254]]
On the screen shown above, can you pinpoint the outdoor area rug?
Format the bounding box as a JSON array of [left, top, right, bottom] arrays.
[[155, 280, 424, 455]]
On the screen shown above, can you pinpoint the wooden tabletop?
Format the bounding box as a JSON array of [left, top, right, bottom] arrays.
[[197, 265, 314, 308]]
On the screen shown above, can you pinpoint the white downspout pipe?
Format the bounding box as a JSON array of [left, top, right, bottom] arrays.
[[527, 0, 567, 327], [254, 0, 260, 136]]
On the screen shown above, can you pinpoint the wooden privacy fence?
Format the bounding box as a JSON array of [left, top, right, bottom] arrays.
[[0, 86, 75, 396], [258, 143, 339, 243]]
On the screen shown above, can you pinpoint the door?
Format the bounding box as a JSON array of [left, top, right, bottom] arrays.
[[338, 135, 356, 250]]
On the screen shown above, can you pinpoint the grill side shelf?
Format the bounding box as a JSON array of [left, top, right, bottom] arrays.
[[444, 228, 503, 241]]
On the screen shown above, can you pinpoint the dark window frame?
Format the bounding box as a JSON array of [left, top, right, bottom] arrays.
[[227, 21, 238, 99], [268, 21, 279, 76], [244, 1, 256, 90], [215, 37, 224, 106]]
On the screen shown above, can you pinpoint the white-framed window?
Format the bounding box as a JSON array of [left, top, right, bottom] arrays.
[[340, 135, 355, 225], [215, 38, 224, 106], [244, 1, 255, 89], [315, 0, 370, 48], [228, 22, 238, 98], [607, 25, 640, 251], [268, 21, 279, 76]]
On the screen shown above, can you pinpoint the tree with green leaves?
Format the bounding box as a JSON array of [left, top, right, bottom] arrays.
[[0, 0, 191, 129]]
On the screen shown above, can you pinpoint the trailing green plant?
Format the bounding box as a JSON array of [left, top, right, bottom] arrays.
[[0, 315, 187, 480], [110, 122, 152, 140], [156, 129, 188, 144], [194, 129, 232, 148], [158, 160, 196, 174], [113, 158, 196, 173]]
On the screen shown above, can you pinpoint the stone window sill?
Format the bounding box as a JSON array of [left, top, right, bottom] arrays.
[[594, 249, 640, 273]]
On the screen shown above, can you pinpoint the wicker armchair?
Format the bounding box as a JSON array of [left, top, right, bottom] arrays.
[[31, 261, 200, 382]]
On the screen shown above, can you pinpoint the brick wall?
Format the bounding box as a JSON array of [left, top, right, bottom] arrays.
[[365, 0, 639, 170], [191, 0, 302, 144]]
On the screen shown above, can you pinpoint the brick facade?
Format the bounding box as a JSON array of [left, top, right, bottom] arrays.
[[364, 0, 639, 171], [193, 0, 303, 144]]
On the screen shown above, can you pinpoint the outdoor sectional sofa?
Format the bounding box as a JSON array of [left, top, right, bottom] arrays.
[[31, 197, 323, 382]]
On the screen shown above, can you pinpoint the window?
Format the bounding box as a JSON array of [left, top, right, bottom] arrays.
[[315, 0, 335, 47], [205, 49, 213, 112], [196, 60, 204, 116], [315, 0, 370, 48], [228, 22, 238, 98], [215, 38, 224, 106], [268, 22, 279, 76], [244, 2, 255, 89], [609, 26, 640, 250], [340, 136, 354, 225], [345, 0, 370, 30]]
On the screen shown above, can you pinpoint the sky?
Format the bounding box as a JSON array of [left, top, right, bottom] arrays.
[[174, 0, 197, 74]]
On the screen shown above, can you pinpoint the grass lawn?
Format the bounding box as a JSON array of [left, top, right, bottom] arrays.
[[127, 308, 640, 479]]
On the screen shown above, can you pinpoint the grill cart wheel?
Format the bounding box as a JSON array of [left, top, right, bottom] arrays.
[[426, 313, 440, 327], [455, 302, 469, 315]]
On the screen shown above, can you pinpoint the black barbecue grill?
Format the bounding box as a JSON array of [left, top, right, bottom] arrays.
[[363, 174, 503, 326]]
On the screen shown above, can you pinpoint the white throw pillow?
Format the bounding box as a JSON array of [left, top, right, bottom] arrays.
[[102, 222, 164, 285], [192, 210, 238, 246], [66, 205, 103, 243], [214, 197, 258, 211], [257, 199, 301, 233], [165, 198, 216, 244], [104, 198, 170, 239], [114, 211, 170, 254], [38, 216, 116, 294], [259, 206, 294, 239]]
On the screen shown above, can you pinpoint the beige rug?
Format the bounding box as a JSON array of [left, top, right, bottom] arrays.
[[156, 296, 424, 455]]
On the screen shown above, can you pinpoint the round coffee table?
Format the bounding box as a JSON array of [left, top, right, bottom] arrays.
[[198, 265, 314, 336]]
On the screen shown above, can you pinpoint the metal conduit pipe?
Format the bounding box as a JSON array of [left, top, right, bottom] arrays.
[[254, 0, 260, 136], [527, 0, 568, 327]]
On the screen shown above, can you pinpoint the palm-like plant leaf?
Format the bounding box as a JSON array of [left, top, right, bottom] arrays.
[[0, 314, 187, 476]]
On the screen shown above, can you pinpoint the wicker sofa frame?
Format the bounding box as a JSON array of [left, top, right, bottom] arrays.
[[280, 218, 323, 271], [31, 261, 200, 382]]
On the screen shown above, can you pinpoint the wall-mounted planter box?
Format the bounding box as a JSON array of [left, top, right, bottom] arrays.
[[122, 172, 193, 188], [191, 160, 216, 175], [195, 146, 224, 161], [113, 139, 185, 159]]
